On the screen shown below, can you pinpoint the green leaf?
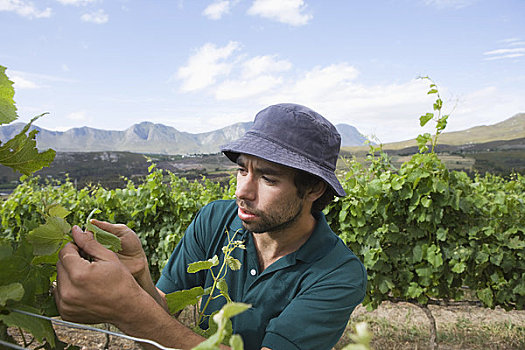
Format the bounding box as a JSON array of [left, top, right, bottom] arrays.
[[413, 244, 423, 262], [433, 98, 443, 111], [188, 255, 219, 273], [165, 286, 205, 314], [477, 287, 494, 308], [436, 227, 447, 241], [426, 244, 443, 268], [229, 334, 244, 350], [47, 204, 71, 219], [419, 113, 433, 127], [436, 115, 448, 132], [0, 306, 56, 348], [218, 302, 251, 321], [226, 256, 241, 271], [218, 279, 229, 295], [427, 89, 438, 95], [0, 282, 24, 306], [86, 221, 122, 252], [451, 261, 466, 274], [27, 216, 71, 256], [0, 65, 18, 125], [0, 114, 56, 175], [406, 282, 423, 298]]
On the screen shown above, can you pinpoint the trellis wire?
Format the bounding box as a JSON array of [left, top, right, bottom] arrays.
[[0, 339, 27, 350], [8, 309, 181, 350]]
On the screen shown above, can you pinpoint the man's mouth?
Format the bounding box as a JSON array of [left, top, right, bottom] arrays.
[[237, 205, 259, 221]]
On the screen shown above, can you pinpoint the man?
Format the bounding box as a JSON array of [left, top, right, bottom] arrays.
[[55, 103, 367, 350]]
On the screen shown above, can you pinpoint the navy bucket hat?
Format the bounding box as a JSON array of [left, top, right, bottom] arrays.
[[221, 103, 346, 197]]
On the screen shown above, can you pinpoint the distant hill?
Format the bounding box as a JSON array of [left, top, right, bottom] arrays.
[[0, 121, 368, 155], [345, 113, 525, 152]]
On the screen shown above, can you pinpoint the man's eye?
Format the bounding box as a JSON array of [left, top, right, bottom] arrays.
[[262, 176, 276, 184], [237, 167, 247, 175]]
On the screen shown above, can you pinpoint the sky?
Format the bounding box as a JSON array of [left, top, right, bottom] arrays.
[[1, 0, 524, 143]]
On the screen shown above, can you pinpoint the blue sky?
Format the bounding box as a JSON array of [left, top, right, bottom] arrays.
[[1, 0, 524, 143]]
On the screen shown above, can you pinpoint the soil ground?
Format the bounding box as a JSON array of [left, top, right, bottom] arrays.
[[7, 301, 525, 350]]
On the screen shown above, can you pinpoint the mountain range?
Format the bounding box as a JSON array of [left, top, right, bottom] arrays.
[[0, 121, 368, 155], [350, 112, 525, 151]]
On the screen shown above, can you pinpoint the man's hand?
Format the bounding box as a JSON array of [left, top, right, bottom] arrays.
[[89, 219, 147, 278], [55, 225, 144, 324], [87, 220, 168, 311], [55, 227, 222, 350]]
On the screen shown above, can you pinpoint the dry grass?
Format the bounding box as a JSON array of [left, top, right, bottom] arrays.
[[335, 301, 525, 350]]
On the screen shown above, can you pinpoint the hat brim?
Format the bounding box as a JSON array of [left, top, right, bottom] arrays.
[[221, 132, 346, 197]]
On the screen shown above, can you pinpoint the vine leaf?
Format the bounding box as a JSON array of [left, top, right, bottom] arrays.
[[188, 255, 219, 273], [229, 334, 244, 350], [165, 286, 206, 314], [27, 216, 71, 256], [0, 305, 56, 348], [0, 114, 56, 175], [0, 282, 24, 306], [0, 65, 17, 125], [85, 209, 122, 252]]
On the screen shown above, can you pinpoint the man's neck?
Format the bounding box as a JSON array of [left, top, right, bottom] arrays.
[[252, 212, 316, 271]]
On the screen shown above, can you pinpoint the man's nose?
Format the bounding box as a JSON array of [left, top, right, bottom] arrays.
[[235, 174, 257, 201]]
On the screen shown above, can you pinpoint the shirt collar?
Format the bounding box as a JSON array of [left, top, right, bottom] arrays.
[[294, 211, 338, 263]]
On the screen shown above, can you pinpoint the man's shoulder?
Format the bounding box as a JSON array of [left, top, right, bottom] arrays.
[[193, 199, 241, 233], [200, 199, 238, 217]]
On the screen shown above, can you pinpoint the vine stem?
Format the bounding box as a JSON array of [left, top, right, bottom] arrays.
[[416, 303, 438, 350], [196, 228, 239, 326]]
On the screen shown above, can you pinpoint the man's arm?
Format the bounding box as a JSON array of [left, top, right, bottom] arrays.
[[55, 226, 230, 349]]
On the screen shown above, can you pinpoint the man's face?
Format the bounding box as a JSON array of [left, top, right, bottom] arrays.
[[235, 154, 307, 234]]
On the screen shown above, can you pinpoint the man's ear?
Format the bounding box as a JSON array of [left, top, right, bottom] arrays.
[[306, 181, 327, 202]]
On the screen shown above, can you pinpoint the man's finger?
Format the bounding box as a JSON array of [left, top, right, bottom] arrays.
[[57, 242, 90, 277], [71, 225, 117, 262], [90, 219, 130, 238]]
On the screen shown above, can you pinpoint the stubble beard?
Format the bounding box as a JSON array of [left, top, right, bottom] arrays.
[[236, 199, 304, 234]]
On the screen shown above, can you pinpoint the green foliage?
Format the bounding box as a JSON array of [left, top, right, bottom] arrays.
[[341, 322, 372, 350], [0, 65, 55, 175], [326, 79, 524, 312], [416, 76, 450, 153], [0, 65, 17, 125], [0, 168, 235, 348], [164, 228, 247, 349]]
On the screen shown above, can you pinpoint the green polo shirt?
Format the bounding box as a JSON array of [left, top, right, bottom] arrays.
[[157, 199, 366, 350]]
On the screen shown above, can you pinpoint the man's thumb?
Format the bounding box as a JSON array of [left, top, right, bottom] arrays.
[[71, 225, 116, 262]]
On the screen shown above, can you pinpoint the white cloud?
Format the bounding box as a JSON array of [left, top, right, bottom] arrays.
[[203, 0, 231, 20], [80, 9, 108, 24], [175, 41, 525, 142], [176, 45, 292, 99], [423, 0, 477, 9], [6, 70, 77, 91], [56, 0, 98, 5], [215, 75, 284, 100], [9, 74, 40, 89], [66, 110, 89, 121], [241, 55, 291, 78], [484, 40, 525, 61], [176, 41, 241, 92], [451, 87, 525, 132], [0, 0, 52, 19], [256, 68, 439, 142], [247, 0, 312, 26]]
